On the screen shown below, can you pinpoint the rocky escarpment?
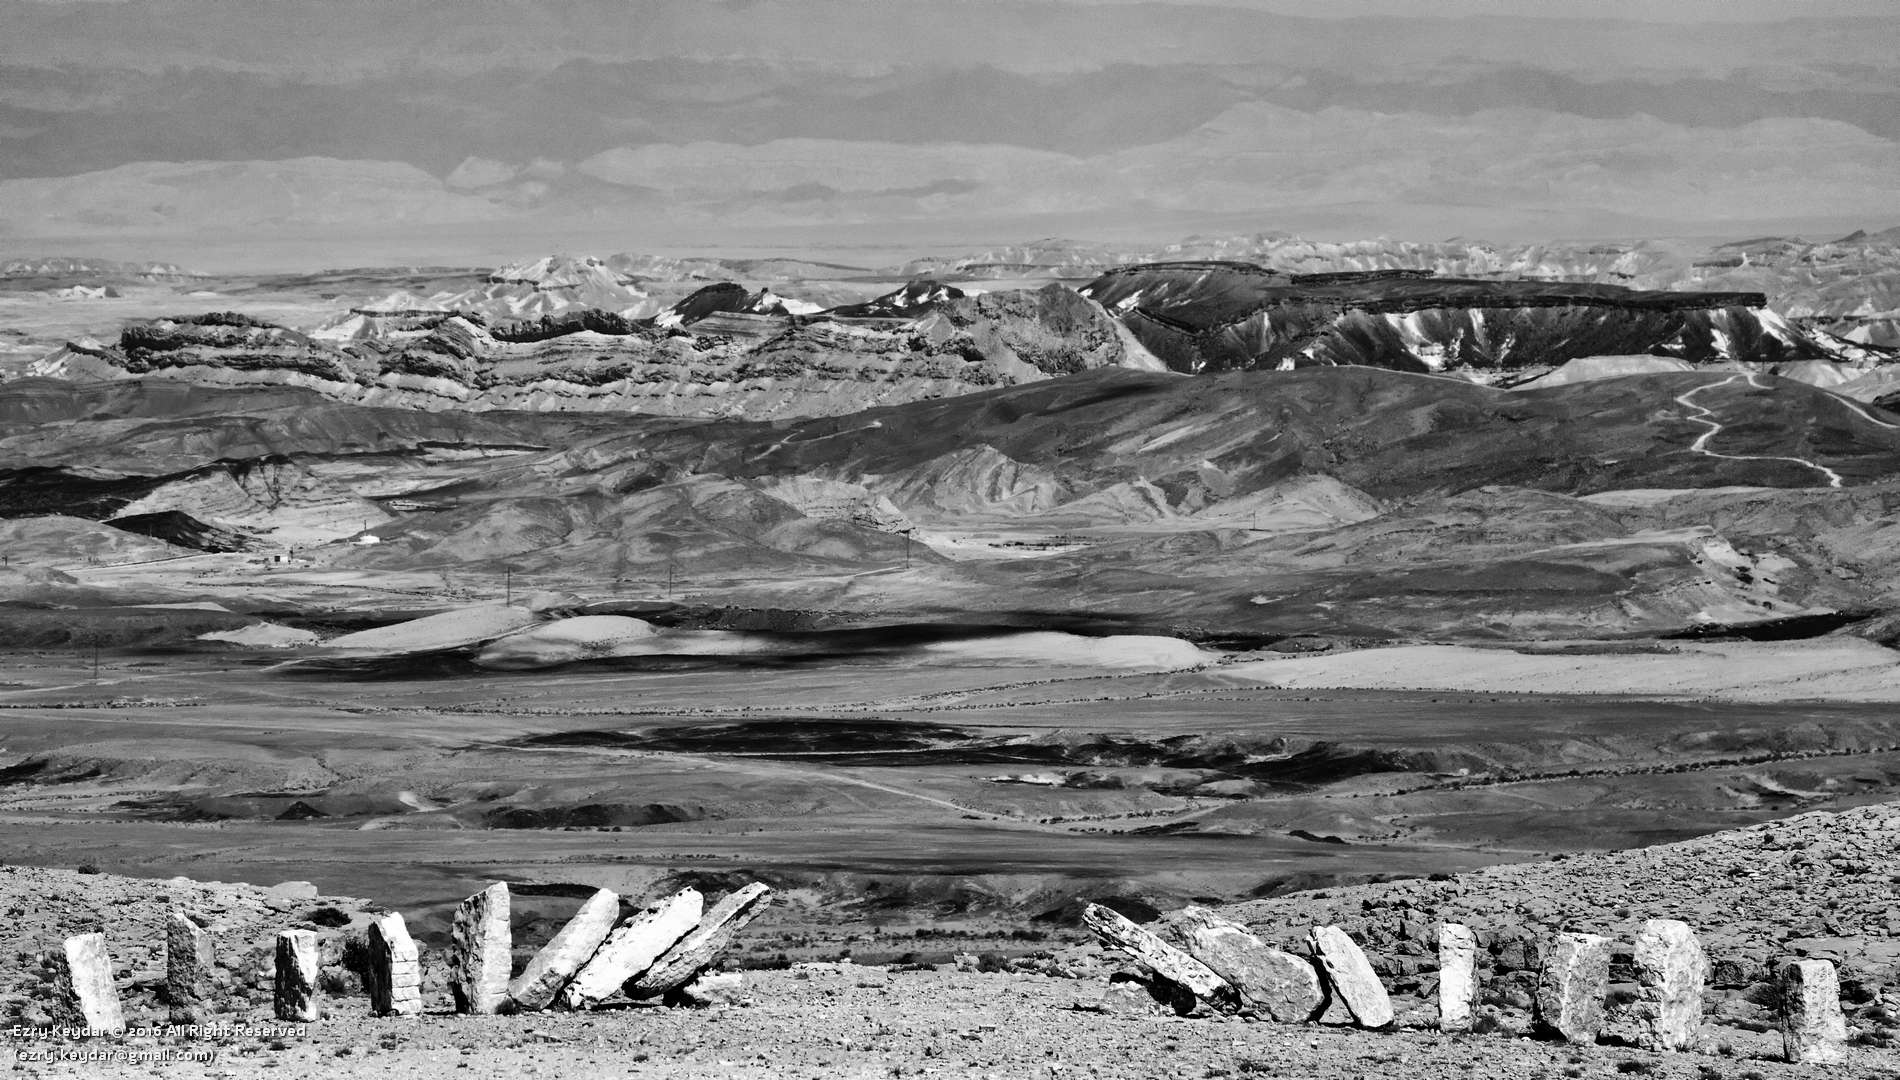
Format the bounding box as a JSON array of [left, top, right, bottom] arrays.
[[1078, 264, 1873, 378]]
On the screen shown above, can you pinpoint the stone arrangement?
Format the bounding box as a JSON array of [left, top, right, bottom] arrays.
[[46, 932, 125, 1034], [273, 929, 323, 1022], [164, 911, 217, 1025], [448, 883, 513, 1015], [367, 912, 422, 1017], [1080, 906, 1850, 1064]]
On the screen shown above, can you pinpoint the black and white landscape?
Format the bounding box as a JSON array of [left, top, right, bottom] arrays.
[[2, 2, 1898, 1077]]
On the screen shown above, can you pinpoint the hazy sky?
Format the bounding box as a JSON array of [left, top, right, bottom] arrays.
[[1, 0, 1896, 264]]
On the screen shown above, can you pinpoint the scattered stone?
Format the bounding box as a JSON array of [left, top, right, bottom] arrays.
[[448, 882, 512, 1014], [669, 971, 745, 1007], [627, 882, 774, 999], [507, 887, 619, 1012], [274, 929, 322, 1022], [1437, 922, 1478, 1034], [1305, 925, 1394, 1029], [47, 932, 125, 1033], [1081, 902, 1232, 1006], [1172, 907, 1321, 1022], [561, 888, 703, 1010], [1631, 918, 1707, 1051], [165, 911, 216, 1025], [1533, 932, 1609, 1043], [366, 912, 422, 1018], [1778, 958, 1847, 1064]]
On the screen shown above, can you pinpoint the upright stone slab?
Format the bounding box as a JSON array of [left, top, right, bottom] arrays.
[[507, 888, 620, 1012], [448, 882, 512, 1014], [561, 888, 703, 1010], [1081, 902, 1233, 1006], [1533, 932, 1610, 1043], [47, 933, 125, 1033], [274, 929, 322, 1022], [627, 883, 774, 999], [165, 912, 217, 1025], [1173, 907, 1322, 1022], [1778, 959, 1846, 1065], [367, 912, 422, 1017], [1305, 925, 1394, 1029], [1437, 922, 1479, 1033], [1631, 919, 1707, 1051]]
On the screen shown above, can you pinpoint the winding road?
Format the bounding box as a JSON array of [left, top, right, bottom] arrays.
[[1674, 373, 1844, 488]]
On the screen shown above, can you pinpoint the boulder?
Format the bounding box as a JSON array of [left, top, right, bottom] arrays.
[[1631, 919, 1707, 1051], [627, 883, 774, 999], [1778, 959, 1846, 1064], [1305, 925, 1394, 1029], [165, 912, 217, 1025], [366, 912, 422, 1017], [561, 888, 702, 1010], [1172, 907, 1322, 1022], [447, 883, 512, 1014], [668, 971, 746, 1007], [1438, 922, 1479, 1033], [274, 929, 322, 1022], [507, 888, 619, 1012], [48, 933, 125, 1033], [1533, 932, 1609, 1043], [1081, 903, 1232, 1006]]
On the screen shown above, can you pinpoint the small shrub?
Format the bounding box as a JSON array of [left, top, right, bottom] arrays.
[[304, 906, 350, 929], [1615, 1062, 1656, 1075], [76, 864, 101, 875]]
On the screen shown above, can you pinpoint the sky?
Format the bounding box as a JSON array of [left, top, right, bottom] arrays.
[[1, 0, 1896, 268]]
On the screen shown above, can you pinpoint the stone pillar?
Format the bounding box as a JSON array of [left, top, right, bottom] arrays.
[[1172, 907, 1322, 1023], [1532, 932, 1609, 1043], [562, 888, 703, 1010], [627, 883, 775, 1000], [367, 912, 422, 1017], [1305, 925, 1394, 1029], [1437, 922, 1479, 1033], [165, 912, 217, 1025], [1631, 919, 1708, 1051], [1779, 959, 1846, 1065], [508, 888, 620, 1012], [47, 933, 126, 1034], [274, 929, 322, 1022], [448, 883, 512, 1014]]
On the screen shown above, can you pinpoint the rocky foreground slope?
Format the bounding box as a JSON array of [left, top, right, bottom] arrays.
[[2, 804, 1894, 1078]]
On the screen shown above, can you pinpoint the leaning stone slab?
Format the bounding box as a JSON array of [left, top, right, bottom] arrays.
[[1173, 907, 1322, 1022], [448, 882, 512, 1014], [627, 883, 774, 999], [367, 912, 422, 1017], [1438, 922, 1479, 1033], [1533, 932, 1610, 1043], [48, 932, 125, 1033], [507, 888, 620, 1012], [166, 912, 217, 1025], [561, 888, 703, 1010], [1306, 925, 1394, 1029], [1082, 903, 1233, 1006], [1779, 959, 1846, 1064], [1632, 919, 1707, 1051], [274, 929, 322, 1022]]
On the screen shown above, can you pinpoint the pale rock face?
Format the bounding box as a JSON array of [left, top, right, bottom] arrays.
[[274, 929, 322, 1022], [1172, 907, 1322, 1022], [1631, 919, 1708, 1051], [1437, 922, 1479, 1034], [367, 912, 422, 1018], [507, 888, 620, 1012], [1533, 932, 1610, 1043], [49, 933, 125, 1033], [166, 912, 217, 1025], [1779, 959, 1847, 1064], [1081, 902, 1232, 1005], [673, 971, 746, 1006], [448, 883, 512, 1014], [561, 888, 703, 1010], [1305, 925, 1394, 1029], [627, 883, 774, 998]]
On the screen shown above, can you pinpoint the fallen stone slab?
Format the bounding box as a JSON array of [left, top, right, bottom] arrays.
[[367, 912, 422, 1018], [166, 912, 217, 1025], [48, 932, 125, 1034], [1082, 903, 1232, 1006], [1172, 907, 1321, 1022], [274, 929, 322, 1022], [1533, 932, 1609, 1043], [561, 888, 703, 1010], [1631, 919, 1707, 1051], [627, 883, 774, 999], [1305, 925, 1393, 1029], [1438, 922, 1479, 1034], [449, 883, 512, 1014], [508, 887, 620, 1012], [1779, 959, 1846, 1064]]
